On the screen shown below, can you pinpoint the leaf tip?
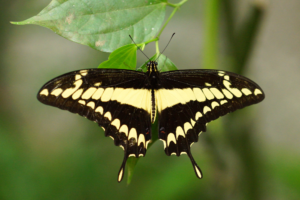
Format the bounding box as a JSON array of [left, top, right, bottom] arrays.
[[10, 21, 20, 25], [10, 20, 33, 25]]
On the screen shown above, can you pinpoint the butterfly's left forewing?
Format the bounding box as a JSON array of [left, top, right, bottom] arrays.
[[157, 69, 265, 178], [37, 69, 152, 182]]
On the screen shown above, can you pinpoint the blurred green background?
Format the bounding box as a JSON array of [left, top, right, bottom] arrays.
[[1, 0, 300, 199]]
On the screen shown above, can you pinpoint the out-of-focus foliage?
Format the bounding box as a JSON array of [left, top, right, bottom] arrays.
[[2, 0, 300, 200]]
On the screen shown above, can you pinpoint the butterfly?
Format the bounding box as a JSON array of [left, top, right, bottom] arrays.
[[37, 61, 265, 182]]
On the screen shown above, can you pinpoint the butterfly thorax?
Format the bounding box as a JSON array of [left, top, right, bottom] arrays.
[[146, 61, 160, 90]]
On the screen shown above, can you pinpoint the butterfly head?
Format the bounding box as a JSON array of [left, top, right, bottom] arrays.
[[147, 61, 158, 73]]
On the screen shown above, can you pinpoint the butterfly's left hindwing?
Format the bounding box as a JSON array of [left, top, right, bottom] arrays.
[[37, 69, 152, 182], [156, 69, 265, 178]]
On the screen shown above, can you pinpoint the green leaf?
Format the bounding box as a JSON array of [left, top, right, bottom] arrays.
[[98, 44, 137, 70], [126, 115, 159, 185], [126, 157, 138, 185], [139, 53, 178, 72], [12, 0, 167, 52]]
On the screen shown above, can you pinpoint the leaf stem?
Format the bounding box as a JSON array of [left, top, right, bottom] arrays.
[[142, 0, 188, 49], [167, 0, 188, 7], [144, 37, 158, 45], [202, 0, 219, 70], [155, 41, 160, 57]]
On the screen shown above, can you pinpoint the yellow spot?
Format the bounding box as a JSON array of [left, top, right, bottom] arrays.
[[78, 100, 86, 105], [111, 119, 121, 130], [92, 88, 104, 100], [224, 75, 230, 80], [128, 128, 137, 140], [222, 89, 234, 99], [210, 88, 224, 99], [184, 122, 193, 134], [129, 154, 136, 157], [202, 88, 214, 100], [138, 134, 145, 146], [80, 70, 88, 76], [223, 80, 242, 98], [195, 112, 202, 121], [167, 133, 176, 146], [95, 106, 104, 115], [220, 100, 228, 105], [190, 119, 196, 127], [193, 88, 206, 102], [101, 88, 114, 102], [104, 112, 112, 121], [72, 89, 83, 100], [40, 89, 49, 96], [75, 74, 81, 80], [155, 88, 196, 112], [211, 101, 219, 109], [119, 125, 129, 137], [176, 126, 185, 139], [62, 79, 83, 98], [194, 165, 202, 178], [254, 89, 263, 95], [87, 101, 95, 109], [218, 71, 225, 76], [180, 152, 187, 155], [82, 87, 97, 99], [242, 88, 252, 96], [94, 82, 102, 86], [118, 168, 124, 182], [112, 88, 151, 114], [205, 83, 212, 87], [203, 106, 211, 114], [139, 154, 144, 157], [50, 88, 63, 96]]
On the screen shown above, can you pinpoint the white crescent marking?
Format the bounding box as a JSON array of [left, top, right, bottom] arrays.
[[167, 133, 177, 146], [176, 126, 185, 139], [111, 118, 121, 130], [128, 128, 137, 141], [95, 106, 104, 115], [87, 101, 95, 109]]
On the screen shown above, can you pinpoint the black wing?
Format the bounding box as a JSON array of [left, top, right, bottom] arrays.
[[156, 69, 265, 179], [37, 69, 152, 182]]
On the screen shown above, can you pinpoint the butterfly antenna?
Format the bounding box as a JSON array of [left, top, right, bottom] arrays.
[[156, 33, 175, 62], [129, 35, 150, 60]]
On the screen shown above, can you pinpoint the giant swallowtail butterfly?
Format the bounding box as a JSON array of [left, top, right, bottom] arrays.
[[38, 61, 264, 182]]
